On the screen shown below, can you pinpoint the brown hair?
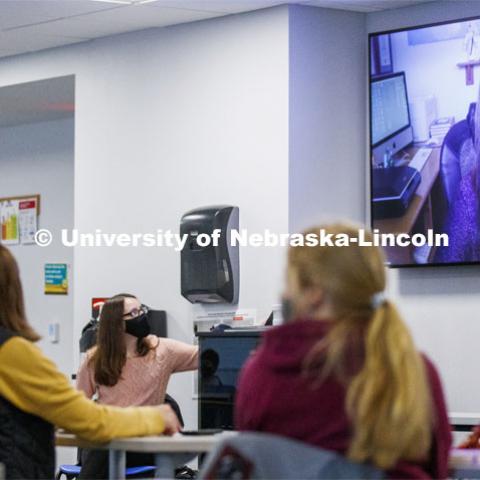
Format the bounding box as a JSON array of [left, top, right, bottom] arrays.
[[0, 245, 40, 341], [90, 293, 153, 386], [289, 223, 433, 470]]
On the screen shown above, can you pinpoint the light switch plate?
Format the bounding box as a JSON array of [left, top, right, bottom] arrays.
[[48, 323, 59, 343]]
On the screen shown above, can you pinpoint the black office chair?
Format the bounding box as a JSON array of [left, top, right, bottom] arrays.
[[435, 103, 476, 228], [440, 121, 471, 202], [165, 393, 185, 428]]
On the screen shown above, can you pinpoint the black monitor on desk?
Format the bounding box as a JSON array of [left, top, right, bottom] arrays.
[[197, 328, 265, 430], [371, 72, 414, 167]]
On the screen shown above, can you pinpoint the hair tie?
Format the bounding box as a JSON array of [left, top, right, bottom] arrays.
[[371, 292, 386, 309]]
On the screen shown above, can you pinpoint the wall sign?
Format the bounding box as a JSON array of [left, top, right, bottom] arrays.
[[92, 297, 108, 319], [0, 194, 40, 245], [45, 263, 68, 295], [0, 200, 19, 245]]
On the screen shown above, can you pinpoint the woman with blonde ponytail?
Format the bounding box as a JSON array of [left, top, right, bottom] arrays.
[[235, 223, 451, 478]]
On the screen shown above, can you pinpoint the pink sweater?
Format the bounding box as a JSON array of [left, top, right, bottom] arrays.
[[77, 334, 198, 407]]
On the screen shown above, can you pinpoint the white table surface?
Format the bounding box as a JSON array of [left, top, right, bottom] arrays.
[[56, 431, 237, 480], [56, 431, 236, 452]]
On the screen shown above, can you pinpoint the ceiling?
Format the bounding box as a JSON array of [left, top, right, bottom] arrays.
[[0, 76, 75, 128], [0, 0, 435, 60]]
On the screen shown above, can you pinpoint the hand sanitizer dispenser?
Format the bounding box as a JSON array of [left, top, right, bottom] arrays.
[[180, 205, 239, 304]]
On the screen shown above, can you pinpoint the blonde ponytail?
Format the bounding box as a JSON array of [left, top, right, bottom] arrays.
[[346, 300, 432, 469]]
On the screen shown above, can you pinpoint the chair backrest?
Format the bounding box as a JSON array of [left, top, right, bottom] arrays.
[[198, 432, 384, 479], [439, 119, 470, 207], [164, 394, 185, 427]]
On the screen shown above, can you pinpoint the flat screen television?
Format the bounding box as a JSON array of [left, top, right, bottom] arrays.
[[369, 16, 480, 267]]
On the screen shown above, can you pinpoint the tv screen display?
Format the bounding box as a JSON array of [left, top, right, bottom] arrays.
[[369, 17, 480, 267]]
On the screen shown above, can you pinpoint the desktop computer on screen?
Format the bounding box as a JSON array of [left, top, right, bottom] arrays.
[[371, 72, 413, 167]]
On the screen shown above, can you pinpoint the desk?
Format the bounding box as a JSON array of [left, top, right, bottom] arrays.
[[56, 431, 236, 480], [57, 433, 480, 480], [373, 145, 441, 265]]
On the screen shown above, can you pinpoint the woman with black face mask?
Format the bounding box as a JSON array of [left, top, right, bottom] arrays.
[[76, 293, 198, 479]]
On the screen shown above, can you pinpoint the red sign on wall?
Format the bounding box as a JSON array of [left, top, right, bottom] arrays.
[[91, 297, 108, 319]]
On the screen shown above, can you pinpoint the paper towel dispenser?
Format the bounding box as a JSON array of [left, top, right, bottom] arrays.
[[180, 205, 239, 304]]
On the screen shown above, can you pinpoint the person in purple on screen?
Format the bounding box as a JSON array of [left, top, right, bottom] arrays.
[[434, 91, 480, 263]]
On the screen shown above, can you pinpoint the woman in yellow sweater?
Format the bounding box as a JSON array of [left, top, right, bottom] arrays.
[[0, 245, 180, 479]]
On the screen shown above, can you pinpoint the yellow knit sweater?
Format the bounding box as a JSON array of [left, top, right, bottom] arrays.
[[0, 336, 165, 442]]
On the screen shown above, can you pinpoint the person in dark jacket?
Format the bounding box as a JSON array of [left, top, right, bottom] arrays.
[[235, 223, 452, 479], [0, 245, 181, 480]]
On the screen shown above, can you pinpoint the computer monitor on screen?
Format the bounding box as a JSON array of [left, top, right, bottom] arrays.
[[371, 72, 413, 166]]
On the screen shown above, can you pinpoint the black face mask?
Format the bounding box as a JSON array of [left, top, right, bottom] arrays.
[[125, 312, 151, 338]]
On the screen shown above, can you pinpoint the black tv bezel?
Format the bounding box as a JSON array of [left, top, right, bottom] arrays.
[[370, 71, 412, 149], [368, 15, 480, 269]]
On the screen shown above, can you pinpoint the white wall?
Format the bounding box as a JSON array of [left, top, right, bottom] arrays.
[[390, 27, 479, 123], [368, 0, 480, 414], [289, 4, 366, 232], [0, 118, 74, 375], [0, 6, 289, 429]]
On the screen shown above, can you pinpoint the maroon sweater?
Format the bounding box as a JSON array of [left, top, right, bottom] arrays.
[[235, 319, 452, 479]]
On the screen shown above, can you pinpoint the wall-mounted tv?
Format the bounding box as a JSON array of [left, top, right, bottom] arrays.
[[369, 16, 480, 267]]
